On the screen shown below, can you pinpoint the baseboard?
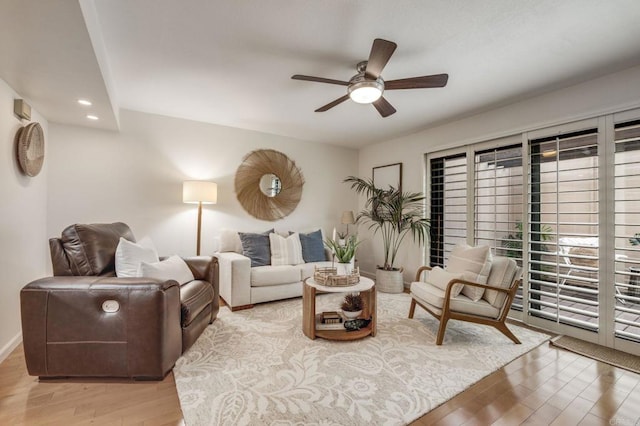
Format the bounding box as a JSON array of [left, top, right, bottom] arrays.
[[0, 332, 22, 364], [219, 295, 254, 312], [230, 304, 254, 312]]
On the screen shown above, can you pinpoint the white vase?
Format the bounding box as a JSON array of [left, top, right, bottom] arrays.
[[336, 260, 354, 276]]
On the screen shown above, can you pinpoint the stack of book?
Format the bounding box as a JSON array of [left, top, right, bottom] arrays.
[[315, 311, 345, 331]]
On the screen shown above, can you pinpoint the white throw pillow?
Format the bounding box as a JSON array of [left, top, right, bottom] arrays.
[[427, 266, 465, 297], [446, 244, 492, 301], [218, 228, 242, 253], [138, 255, 195, 285], [115, 237, 159, 277], [269, 232, 304, 266]]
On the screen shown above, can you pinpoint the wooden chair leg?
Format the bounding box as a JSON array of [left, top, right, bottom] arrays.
[[408, 298, 417, 319], [495, 322, 521, 344], [436, 317, 449, 345]]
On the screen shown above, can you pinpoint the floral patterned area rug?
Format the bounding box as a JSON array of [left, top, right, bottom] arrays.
[[174, 292, 549, 426]]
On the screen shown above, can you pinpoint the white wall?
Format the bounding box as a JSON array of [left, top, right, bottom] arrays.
[[0, 78, 48, 361], [48, 109, 358, 256], [357, 64, 640, 283]]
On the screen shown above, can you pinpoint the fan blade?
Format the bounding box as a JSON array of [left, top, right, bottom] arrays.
[[385, 74, 449, 90], [365, 38, 397, 80], [372, 97, 396, 118], [292, 75, 349, 86], [315, 94, 350, 112]]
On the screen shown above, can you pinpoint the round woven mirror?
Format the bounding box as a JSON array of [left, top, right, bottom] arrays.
[[235, 149, 304, 221]]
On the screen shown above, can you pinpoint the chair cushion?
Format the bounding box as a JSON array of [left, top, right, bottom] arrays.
[[568, 246, 598, 268], [251, 265, 300, 287], [180, 280, 214, 327], [426, 266, 465, 297], [270, 233, 304, 266], [446, 244, 492, 301], [410, 281, 499, 319], [558, 236, 598, 255], [483, 256, 519, 307]]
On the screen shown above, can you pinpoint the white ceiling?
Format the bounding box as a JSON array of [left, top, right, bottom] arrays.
[[2, 0, 640, 148]]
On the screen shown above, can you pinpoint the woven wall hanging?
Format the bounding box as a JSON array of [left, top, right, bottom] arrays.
[[16, 122, 45, 177]]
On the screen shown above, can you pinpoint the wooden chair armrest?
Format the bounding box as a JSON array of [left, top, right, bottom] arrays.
[[447, 279, 514, 294], [415, 265, 433, 282]]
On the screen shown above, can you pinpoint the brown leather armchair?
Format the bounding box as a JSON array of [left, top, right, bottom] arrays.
[[20, 222, 219, 379]]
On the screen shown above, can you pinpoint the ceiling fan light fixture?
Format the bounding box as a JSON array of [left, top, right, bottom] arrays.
[[348, 77, 384, 104]]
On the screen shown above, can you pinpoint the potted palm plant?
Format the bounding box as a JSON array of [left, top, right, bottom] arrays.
[[345, 176, 430, 293]]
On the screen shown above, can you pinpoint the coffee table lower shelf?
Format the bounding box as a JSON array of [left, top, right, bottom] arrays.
[[314, 324, 374, 341], [302, 277, 376, 341]]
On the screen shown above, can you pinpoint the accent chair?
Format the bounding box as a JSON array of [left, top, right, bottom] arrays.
[[20, 222, 219, 379], [408, 255, 522, 345]]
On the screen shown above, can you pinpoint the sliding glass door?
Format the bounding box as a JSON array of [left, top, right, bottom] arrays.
[[528, 128, 600, 334], [474, 145, 524, 309], [426, 112, 640, 354], [614, 119, 640, 346], [429, 154, 467, 267]]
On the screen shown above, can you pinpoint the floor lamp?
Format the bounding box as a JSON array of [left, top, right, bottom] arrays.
[[341, 210, 356, 236], [183, 181, 217, 255]]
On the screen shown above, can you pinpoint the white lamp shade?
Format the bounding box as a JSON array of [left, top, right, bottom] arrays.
[[341, 210, 356, 224], [183, 181, 217, 204]]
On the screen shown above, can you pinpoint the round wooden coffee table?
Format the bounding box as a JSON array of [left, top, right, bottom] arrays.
[[302, 276, 376, 340]]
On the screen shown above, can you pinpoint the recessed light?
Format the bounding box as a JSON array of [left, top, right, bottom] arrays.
[[77, 99, 92, 106], [86, 114, 99, 120]]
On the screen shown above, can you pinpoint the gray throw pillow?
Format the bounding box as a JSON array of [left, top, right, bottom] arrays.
[[298, 230, 326, 263], [239, 230, 274, 267]]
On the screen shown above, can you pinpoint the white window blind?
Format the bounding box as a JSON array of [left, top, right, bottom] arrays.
[[614, 119, 640, 342], [474, 145, 524, 308], [430, 154, 467, 267], [528, 129, 599, 331]]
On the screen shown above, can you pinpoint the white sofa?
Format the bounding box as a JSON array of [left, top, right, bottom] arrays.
[[215, 230, 334, 310]]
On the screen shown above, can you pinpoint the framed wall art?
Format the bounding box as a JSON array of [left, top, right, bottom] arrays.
[[372, 162, 402, 191]]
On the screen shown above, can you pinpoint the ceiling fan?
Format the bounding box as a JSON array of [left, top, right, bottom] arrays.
[[291, 38, 448, 118]]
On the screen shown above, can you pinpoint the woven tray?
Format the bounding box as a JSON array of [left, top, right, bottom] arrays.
[[314, 266, 360, 287]]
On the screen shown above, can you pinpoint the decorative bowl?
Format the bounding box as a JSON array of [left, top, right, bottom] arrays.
[[342, 309, 362, 319]]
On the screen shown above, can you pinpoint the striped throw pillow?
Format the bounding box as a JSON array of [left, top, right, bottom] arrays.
[[446, 244, 492, 301], [269, 232, 304, 266]]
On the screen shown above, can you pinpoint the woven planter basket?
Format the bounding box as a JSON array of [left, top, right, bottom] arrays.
[[375, 268, 404, 293]]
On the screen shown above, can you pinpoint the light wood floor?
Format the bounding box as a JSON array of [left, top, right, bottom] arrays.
[[1, 340, 639, 425]]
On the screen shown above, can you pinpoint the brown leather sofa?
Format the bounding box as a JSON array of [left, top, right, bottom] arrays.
[[20, 222, 219, 379]]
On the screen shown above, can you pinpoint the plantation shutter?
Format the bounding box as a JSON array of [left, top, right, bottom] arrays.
[[430, 154, 467, 267], [528, 128, 600, 331], [614, 119, 640, 342], [474, 145, 524, 309]]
